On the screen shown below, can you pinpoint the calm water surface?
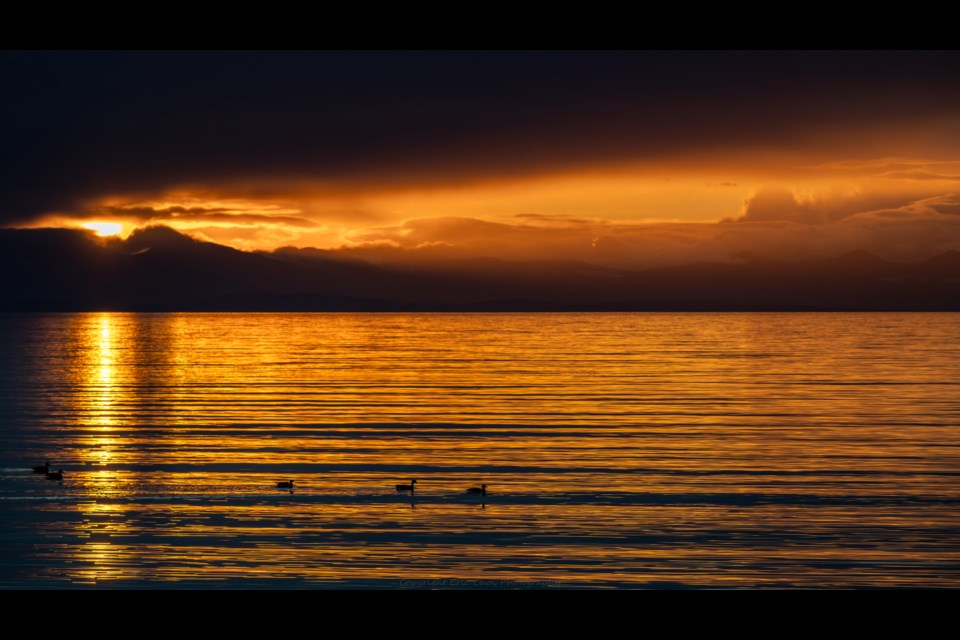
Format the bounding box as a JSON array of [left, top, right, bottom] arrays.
[[1, 313, 958, 588]]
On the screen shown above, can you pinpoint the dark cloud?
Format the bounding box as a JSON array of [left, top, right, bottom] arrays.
[[513, 213, 594, 224], [92, 205, 318, 228], [3, 51, 960, 223]]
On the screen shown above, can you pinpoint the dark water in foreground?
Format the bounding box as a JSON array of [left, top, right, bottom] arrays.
[[1, 312, 958, 589]]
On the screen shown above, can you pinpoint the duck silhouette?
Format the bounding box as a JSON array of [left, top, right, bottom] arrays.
[[466, 484, 487, 496], [395, 479, 416, 492], [45, 469, 64, 481], [276, 480, 294, 489]]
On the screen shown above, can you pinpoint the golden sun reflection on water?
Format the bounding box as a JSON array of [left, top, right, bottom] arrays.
[[2, 312, 960, 588], [91, 315, 118, 472]]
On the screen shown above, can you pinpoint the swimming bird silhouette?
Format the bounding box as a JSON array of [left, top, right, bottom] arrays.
[[276, 480, 294, 489], [32, 462, 50, 474], [45, 469, 64, 481], [395, 479, 416, 492], [466, 484, 487, 496]]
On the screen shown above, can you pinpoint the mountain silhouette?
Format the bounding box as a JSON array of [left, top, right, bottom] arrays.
[[2, 226, 959, 311]]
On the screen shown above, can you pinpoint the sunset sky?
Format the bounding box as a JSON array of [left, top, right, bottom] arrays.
[[4, 51, 960, 268]]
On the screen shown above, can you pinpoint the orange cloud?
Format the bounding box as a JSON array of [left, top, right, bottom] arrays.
[[12, 152, 960, 266], [331, 193, 960, 268]]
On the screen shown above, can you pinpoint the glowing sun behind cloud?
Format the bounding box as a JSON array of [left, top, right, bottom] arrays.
[[82, 221, 123, 237]]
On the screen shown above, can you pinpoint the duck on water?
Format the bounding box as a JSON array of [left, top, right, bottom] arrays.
[[396, 479, 416, 493]]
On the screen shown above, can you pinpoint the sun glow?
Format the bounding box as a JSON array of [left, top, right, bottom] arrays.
[[82, 221, 123, 237]]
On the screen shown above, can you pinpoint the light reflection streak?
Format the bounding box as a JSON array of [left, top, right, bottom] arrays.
[[89, 315, 117, 475]]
